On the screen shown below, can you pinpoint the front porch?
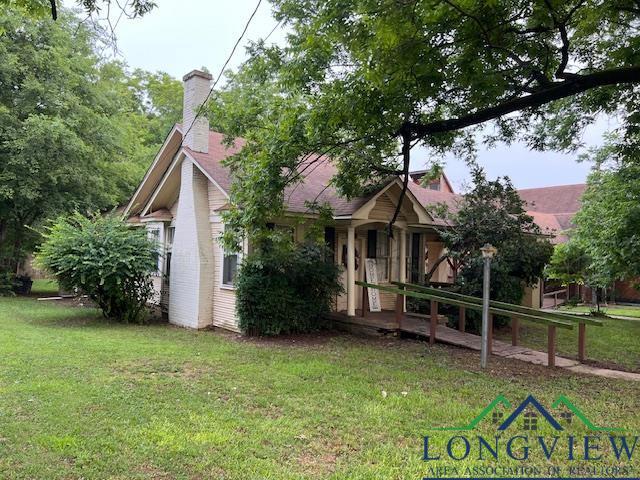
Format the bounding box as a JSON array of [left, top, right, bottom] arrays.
[[327, 309, 449, 338]]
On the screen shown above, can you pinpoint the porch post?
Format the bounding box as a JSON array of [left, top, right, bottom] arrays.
[[347, 226, 356, 317], [399, 229, 407, 283], [399, 229, 407, 314]]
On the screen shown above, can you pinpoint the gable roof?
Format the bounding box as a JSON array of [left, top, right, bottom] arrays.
[[130, 125, 430, 220], [185, 134, 381, 216], [126, 124, 584, 241]]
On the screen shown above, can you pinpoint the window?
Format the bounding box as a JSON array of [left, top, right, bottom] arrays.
[[147, 226, 162, 274], [367, 230, 390, 282], [409, 233, 421, 283], [221, 227, 240, 287], [429, 181, 440, 191], [222, 251, 238, 286], [324, 226, 336, 263], [165, 227, 175, 279]]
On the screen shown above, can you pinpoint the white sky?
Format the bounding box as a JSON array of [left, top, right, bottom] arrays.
[[96, 0, 603, 191]]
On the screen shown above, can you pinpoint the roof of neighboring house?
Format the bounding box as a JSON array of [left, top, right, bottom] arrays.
[[526, 211, 567, 244], [516, 184, 586, 239], [517, 184, 586, 214], [409, 170, 455, 193]]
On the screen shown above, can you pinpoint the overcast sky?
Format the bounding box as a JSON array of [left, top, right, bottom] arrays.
[[100, 0, 602, 191]]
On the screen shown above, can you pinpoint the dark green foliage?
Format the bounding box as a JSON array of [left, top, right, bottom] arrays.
[[0, 9, 181, 272], [212, 0, 640, 250], [0, 271, 14, 297], [437, 167, 553, 332], [36, 214, 158, 323], [236, 242, 343, 336]]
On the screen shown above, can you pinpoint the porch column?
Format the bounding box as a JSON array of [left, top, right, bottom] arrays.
[[347, 226, 356, 317], [399, 229, 407, 313], [399, 229, 407, 283]]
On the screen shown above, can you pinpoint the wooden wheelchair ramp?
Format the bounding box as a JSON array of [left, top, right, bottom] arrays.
[[328, 281, 640, 380]]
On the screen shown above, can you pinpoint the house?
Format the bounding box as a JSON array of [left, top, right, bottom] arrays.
[[517, 184, 640, 304], [125, 70, 464, 331], [125, 69, 564, 333]]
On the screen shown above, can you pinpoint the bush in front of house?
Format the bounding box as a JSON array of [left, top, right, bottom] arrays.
[[36, 213, 158, 323], [236, 242, 343, 335]]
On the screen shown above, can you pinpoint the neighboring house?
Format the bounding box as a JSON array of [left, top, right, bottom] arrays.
[[409, 170, 455, 193], [517, 184, 640, 304]]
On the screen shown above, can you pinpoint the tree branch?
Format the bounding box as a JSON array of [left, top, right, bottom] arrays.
[[387, 130, 412, 238], [425, 254, 450, 284], [407, 65, 640, 140]]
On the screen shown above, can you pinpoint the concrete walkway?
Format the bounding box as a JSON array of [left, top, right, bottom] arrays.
[[542, 308, 640, 322]]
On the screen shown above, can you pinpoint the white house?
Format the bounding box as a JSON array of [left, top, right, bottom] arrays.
[[125, 70, 549, 332]]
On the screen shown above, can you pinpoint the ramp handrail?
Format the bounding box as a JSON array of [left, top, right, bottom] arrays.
[[392, 281, 602, 326]]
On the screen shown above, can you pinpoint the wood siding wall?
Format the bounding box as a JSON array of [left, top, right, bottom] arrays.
[[208, 183, 241, 332]]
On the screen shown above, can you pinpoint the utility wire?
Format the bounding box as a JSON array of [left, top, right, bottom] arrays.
[[180, 0, 263, 146]]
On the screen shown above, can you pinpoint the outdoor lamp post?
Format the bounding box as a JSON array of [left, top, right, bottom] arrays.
[[480, 243, 497, 369]]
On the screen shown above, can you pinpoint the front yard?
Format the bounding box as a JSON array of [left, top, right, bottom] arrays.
[[1, 297, 639, 479]]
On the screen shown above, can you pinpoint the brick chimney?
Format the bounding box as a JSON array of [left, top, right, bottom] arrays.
[[182, 69, 212, 153]]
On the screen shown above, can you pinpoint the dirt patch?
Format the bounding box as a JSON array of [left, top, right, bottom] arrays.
[[112, 360, 218, 381], [227, 329, 349, 348], [134, 463, 175, 479]]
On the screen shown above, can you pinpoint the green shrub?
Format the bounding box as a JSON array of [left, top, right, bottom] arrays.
[[36, 213, 158, 323], [0, 271, 15, 297], [236, 242, 343, 335], [565, 295, 581, 307]]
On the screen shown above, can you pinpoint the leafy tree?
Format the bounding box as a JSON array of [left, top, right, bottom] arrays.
[[0, 10, 181, 272], [212, 0, 640, 249], [431, 167, 553, 327], [431, 166, 553, 283], [573, 142, 640, 288], [36, 213, 158, 323], [0, 0, 155, 21], [545, 239, 592, 286]]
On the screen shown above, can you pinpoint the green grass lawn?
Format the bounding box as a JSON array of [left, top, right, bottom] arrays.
[[1, 297, 639, 479], [30, 278, 59, 296], [559, 304, 640, 319], [495, 315, 640, 372]]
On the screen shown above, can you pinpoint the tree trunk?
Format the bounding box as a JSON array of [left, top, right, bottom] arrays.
[[425, 254, 449, 284]]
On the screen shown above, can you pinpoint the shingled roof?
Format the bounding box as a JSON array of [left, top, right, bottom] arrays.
[[517, 184, 586, 234], [184, 129, 377, 216], [147, 125, 584, 242]]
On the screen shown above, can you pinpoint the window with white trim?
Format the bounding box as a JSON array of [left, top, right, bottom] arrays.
[[147, 225, 163, 274], [165, 226, 175, 279], [221, 227, 240, 287]]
